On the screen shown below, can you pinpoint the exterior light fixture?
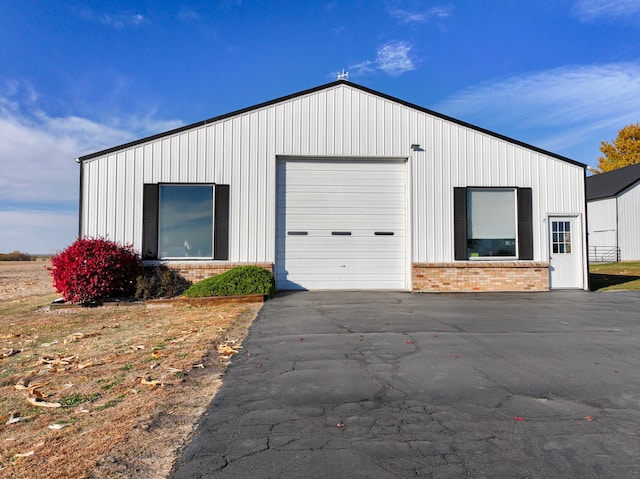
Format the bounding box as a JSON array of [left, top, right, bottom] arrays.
[[410, 144, 421, 151]]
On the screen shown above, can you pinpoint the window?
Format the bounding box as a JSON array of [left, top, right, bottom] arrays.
[[142, 183, 230, 260], [551, 221, 571, 254], [454, 187, 533, 261], [158, 185, 213, 258], [467, 188, 516, 258]]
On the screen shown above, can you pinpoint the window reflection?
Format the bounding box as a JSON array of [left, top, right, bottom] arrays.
[[159, 185, 213, 258]]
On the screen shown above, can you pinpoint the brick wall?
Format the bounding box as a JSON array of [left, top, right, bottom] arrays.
[[412, 262, 549, 292], [143, 261, 273, 285]]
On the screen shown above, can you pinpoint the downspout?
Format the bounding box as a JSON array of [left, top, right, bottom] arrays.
[[583, 165, 590, 291], [76, 157, 83, 240]]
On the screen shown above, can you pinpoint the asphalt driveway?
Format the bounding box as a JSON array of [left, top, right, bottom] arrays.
[[170, 291, 640, 478]]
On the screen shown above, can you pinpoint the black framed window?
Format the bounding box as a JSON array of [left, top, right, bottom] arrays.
[[454, 187, 533, 260], [142, 183, 229, 260], [159, 185, 213, 258]]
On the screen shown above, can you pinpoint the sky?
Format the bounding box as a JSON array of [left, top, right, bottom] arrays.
[[1, 0, 640, 254]]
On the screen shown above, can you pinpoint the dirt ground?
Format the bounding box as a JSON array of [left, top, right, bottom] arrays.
[[0, 261, 262, 478]]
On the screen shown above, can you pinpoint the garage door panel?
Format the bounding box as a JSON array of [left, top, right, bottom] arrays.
[[279, 196, 405, 209], [279, 238, 404, 252], [278, 277, 407, 291], [276, 159, 407, 290]]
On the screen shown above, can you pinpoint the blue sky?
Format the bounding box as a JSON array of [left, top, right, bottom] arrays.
[[2, 0, 640, 254]]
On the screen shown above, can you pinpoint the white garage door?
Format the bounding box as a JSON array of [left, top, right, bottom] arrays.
[[276, 159, 407, 290]]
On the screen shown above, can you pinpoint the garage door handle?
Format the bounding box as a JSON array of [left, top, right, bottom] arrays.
[[375, 232, 394, 236], [287, 231, 308, 236], [332, 231, 351, 236]]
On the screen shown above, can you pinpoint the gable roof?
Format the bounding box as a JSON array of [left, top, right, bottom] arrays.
[[586, 163, 640, 200], [78, 80, 585, 168]]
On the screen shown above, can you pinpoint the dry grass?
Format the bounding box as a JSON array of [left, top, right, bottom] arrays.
[[0, 261, 261, 478]]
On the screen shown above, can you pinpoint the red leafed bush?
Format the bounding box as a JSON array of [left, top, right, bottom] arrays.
[[49, 238, 141, 304]]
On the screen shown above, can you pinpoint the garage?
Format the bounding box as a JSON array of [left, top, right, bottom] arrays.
[[276, 158, 407, 290]]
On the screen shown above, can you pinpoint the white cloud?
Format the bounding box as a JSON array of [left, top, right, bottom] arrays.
[[350, 41, 416, 77], [377, 41, 416, 76], [437, 62, 640, 128], [76, 8, 146, 29], [572, 0, 640, 21], [100, 12, 146, 29], [435, 62, 640, 163], [0, 81, 184, 252], [388, 6, 451, 23]]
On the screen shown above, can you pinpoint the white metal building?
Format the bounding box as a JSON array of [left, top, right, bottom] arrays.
[[586, 163, 640, 262], [77, 80, 589, 291]]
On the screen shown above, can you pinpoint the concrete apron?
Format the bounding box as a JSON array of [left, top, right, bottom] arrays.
[[170, 290, 640, 479]]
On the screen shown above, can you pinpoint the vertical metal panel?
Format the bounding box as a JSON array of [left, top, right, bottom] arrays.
[[81, 82, 586, 268], [587, 198, 617, 249], [618, 185, 640, 260]]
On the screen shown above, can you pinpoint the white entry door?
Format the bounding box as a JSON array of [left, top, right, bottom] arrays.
[[276, 159, 407, 290], [548, 216, 583, 289]]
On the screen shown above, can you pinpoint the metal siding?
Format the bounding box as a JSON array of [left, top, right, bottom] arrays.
[[81, 83, 586, 270], [587, 198, 617, 249], [618, 185, 640, 260]]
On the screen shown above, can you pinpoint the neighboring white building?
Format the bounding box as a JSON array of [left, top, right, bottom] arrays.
[[77, 80, 589, 291], [586, 163, 640, 262]]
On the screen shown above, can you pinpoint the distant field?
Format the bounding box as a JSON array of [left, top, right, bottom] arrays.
[[0, 260, 56, 301], [589, 262, 640, 291]]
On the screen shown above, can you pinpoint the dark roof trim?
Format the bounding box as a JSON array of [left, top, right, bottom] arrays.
[[586, 163, 640, 200], [78, 80, 585, 168]]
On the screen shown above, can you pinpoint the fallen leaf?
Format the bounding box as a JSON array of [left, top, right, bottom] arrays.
[[78, 361, 101, 370], [48, 423, 71, 430], [151, 351, 166, 359], [140, 377, 163, 387], [584, 416, 595, 421], [15, 377, 44, 391], [336, 422, 344, 428], [26, 396, 62, 408], [29, 387, 51, 399], [514, 416, 526, 422], [2, 349, 18, 358], [6, 413, 30, 425], [14, 450, 35, 458], [64, 332, 99, 344], [41, 340, 59, 347], [217, 344, 239, 358], [406, 340, 414, 344], [299, 337, 304, 341]]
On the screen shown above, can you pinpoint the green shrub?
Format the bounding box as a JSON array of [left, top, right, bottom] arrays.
[[182, 266, 276, 298]]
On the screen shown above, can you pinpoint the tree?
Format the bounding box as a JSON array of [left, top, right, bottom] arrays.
[[596, 122, 640, 173]]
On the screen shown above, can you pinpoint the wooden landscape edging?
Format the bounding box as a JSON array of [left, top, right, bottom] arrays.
[[49, 294, 265, 310], [145, 294, 266, 309]]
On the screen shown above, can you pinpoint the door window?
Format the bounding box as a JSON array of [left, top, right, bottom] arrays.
[[551, 221, 571, 254]]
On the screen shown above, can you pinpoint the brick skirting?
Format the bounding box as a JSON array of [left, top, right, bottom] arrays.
[[142, 261, 273, 285], [412, 262, 549, 292]]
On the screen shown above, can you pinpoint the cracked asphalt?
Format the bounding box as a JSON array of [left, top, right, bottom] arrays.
[[170, 291, 640, 478]]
